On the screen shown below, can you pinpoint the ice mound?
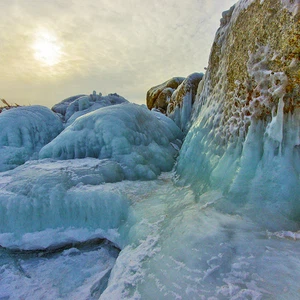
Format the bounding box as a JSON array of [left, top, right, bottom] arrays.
[[0, 105, 63, 172], [40, 103, 183, 180], [52, 91, 129, 125]]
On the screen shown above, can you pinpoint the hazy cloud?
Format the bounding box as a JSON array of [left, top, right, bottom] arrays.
[[0, 0, 236, 107]]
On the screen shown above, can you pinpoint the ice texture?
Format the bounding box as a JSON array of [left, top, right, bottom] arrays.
[[0, 242, 119, 300], [0, 105, 63, 171], [97, 176, 300, 300], [40, 103, 183, 180], [1, 169, 300, 299], [65, 93, 129, 126]]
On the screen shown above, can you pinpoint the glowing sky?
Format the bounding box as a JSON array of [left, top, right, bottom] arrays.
[[0, 0, 236, 108]]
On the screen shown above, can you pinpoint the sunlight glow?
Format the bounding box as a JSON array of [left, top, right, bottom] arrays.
[[32, 30, 62, 66]]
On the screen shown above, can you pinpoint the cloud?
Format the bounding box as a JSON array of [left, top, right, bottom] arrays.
[[0, 0, 237, 107]]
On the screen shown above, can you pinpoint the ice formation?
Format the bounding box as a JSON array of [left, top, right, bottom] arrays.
[[40, 103, 183, 180], [0, 105, 63, 171], [52, 94, 86, 115], [0, 159, 130, 250], [0, 0, 299, 299]]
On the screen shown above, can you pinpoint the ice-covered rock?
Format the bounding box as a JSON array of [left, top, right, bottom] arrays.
[[40, 103, 183, 180], [0, 105, 63, 171], [167, 72, 204, 131], [52, 94, 86, 115], [147, 73, 204, 132], [146, 77, 185, 112], [65, 93, 129, 126], [177, 0, 300, 227], [52, 91, 129, 125], [1, 1, 300, 299]]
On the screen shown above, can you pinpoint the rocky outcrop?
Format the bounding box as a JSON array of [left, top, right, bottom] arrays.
[[177, 0, 300, 219], [190, 0, 300, 143], [146, 73, 204, 131], [146, 77, 185, 112]]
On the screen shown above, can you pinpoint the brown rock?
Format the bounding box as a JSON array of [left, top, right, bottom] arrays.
[[146, 77, 185, 110], [167, 72, 204, 115]]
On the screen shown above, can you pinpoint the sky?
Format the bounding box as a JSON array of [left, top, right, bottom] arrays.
[[0, 0, 237, 108]]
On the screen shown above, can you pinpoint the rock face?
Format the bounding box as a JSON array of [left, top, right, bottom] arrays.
[[167, 73, 204, 115], [177, 0, 300, 221], [191, 0, 299, 142], [146, 77, 185, 112]]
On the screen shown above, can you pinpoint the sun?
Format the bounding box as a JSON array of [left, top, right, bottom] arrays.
[[32, 30, 62, 66]]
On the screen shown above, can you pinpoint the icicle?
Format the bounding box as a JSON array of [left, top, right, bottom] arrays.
[[266, 97, 284, 154]]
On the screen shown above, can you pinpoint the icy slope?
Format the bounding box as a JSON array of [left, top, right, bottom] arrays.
[[1, 167, 300, 299], [0, 105, 63, 171], [100, 176, 300, 300]]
